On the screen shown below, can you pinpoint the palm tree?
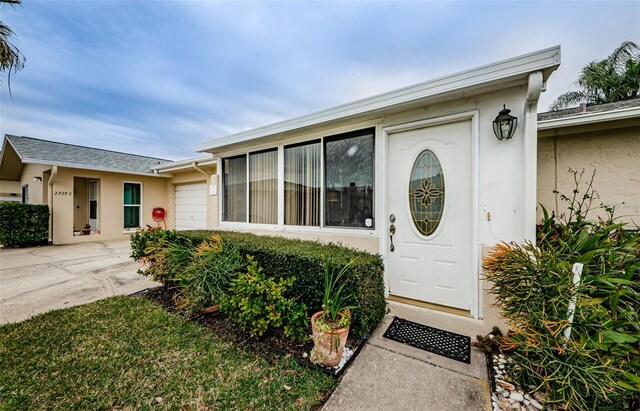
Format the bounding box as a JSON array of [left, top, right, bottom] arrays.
[[1, 0, 25, 93], [550, 41, 640, 111]]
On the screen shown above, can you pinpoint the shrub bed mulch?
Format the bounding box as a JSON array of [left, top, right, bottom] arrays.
[[133, 286, 365, 378]]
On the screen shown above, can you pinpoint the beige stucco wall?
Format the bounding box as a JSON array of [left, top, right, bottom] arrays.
[[537, 125, 640, 225], [0, 179, 20, 201], [19, 164, 50, 204], [49, 167, 171, 244]]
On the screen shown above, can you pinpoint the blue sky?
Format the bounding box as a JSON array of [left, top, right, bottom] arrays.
[[1, 1, 639, 160]]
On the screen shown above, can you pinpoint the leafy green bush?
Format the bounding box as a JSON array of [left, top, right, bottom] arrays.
[[0, 202, 49, 247], [220, 256, 308, 340], [178, 230, 386, 338], [484, 171, 639, 410]]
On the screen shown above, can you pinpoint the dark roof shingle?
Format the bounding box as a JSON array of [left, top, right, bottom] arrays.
[[5, 135, 171, 174], [538, 98, 640, 122]]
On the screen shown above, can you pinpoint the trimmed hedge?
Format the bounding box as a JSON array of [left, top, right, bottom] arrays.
[[0, 202, 49, 247], [133, 229, 386, 339]]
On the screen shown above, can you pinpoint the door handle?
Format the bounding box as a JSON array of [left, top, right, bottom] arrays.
[[389, 223, 396, 252]]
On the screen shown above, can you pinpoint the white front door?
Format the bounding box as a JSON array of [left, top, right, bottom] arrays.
[[387, 119, 473, 310]]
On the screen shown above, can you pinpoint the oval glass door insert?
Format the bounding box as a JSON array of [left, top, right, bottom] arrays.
[[409, 149, 445, 236]]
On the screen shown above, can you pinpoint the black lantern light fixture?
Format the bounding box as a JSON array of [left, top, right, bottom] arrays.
[[492, 105, 518, 140]]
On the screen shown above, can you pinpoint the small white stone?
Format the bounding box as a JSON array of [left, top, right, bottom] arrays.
[[529, 399, 543, 410], [499, 364, 505, 370], [510, 392, 524, 402], [524, 394, 531, 401], [524, 400, 530, 406], [302, 352, 308, 358], [501, 391, 509, 398]]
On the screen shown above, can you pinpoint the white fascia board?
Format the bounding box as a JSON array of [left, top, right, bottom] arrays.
[[20, 158, 171, 178], [197, 46, 560, 153], [537, 106, 640, 130], [153, 155, 217, 173]]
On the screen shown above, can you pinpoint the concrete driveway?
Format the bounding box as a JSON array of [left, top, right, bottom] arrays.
[[0, 239, 159, 324]]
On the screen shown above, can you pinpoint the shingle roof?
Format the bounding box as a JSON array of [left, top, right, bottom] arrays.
[[538, 98, 640, 121], [5, 135, 171, 174]]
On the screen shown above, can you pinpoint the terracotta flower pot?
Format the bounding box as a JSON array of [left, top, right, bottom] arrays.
[[311, 310, 350, 367]]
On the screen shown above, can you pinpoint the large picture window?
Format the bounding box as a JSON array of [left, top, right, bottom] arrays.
[[284, 140, 320, 226], [123, 182, 141, 229], [221, 127, 375, 230], [223, 155, 247, 222], [324, 129, 375, 228], [249, 149, 278, 224]]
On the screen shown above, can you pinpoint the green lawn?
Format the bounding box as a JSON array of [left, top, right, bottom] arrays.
[[0, 296, 336, 410]]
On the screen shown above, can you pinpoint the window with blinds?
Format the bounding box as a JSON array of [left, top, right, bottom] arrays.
[[284, 140, 320, 226], [249, 149, 278, 224], [222, 155, 247, 222]]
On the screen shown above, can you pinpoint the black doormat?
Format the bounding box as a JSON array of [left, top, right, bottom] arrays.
[[383, 316, 471, 364]]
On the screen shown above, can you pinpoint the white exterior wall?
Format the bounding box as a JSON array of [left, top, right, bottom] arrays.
[[211, 84, 533, 252]]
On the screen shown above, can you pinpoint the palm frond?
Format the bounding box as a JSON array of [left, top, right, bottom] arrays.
[[549, 91, 587, 111]]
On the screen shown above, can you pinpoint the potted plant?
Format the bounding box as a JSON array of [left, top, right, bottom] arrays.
[[310, 264, 353, 367], [82, 224, 91, 235]]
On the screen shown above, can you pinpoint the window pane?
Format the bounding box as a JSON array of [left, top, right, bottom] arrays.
[[223, 155, 247, 222], [123, 183, 140, 205], [249, 149, 278, 224], [124, 206, 140, 228], [285, 141, 320, 226], [325, 130, 374, 228]]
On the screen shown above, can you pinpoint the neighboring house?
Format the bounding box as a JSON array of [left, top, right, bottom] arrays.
[[187, 46, 561, 321], [537, 99, 640, 225], [0, 135, 217, 244]]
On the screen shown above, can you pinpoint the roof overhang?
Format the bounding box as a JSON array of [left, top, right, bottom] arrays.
[[197, 46, 561, 154], [537, 106, 640, 131], [153, 155, 217, 174]]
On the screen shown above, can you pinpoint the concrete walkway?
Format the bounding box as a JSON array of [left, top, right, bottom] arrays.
[[0, 239, 158, 324], [323, 301, 494, 411]]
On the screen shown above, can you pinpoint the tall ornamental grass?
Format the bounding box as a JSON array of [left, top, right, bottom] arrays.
[[484, 170, 639, 410]]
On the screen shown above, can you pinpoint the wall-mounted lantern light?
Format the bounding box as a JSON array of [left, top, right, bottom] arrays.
[[33, 176, 42, 182], [492, 105, 518, 140]]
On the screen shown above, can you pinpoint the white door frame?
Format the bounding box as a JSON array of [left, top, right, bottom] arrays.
[[380, 110, 480, 318]]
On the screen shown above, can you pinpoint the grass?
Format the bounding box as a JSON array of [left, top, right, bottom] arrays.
[[0, 296, 337, 410]]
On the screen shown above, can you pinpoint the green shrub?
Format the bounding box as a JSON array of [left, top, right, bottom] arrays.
[[0, 202, 49, 247], [484, 170, 640, 410], [220, 256, 308, 341], [178, 230, 386, 338], [180, 235, 245, 308]]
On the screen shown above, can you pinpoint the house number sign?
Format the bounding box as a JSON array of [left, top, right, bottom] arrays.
[[54, 191, 72, 196]]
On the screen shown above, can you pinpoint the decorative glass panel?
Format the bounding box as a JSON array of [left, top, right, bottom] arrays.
[[285, 141, 320, 226], [409, 149, 444, 236], [249, 149, 278, 224], [223, 155, 247, 222], [324, 129, 375, 228]]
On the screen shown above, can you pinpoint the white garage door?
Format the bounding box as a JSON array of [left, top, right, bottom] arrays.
[[175, 183, 208, 230]]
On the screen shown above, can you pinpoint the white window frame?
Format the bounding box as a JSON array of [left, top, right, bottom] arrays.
[[219, 125, 377, 235], [122, 181, 143, 232]]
